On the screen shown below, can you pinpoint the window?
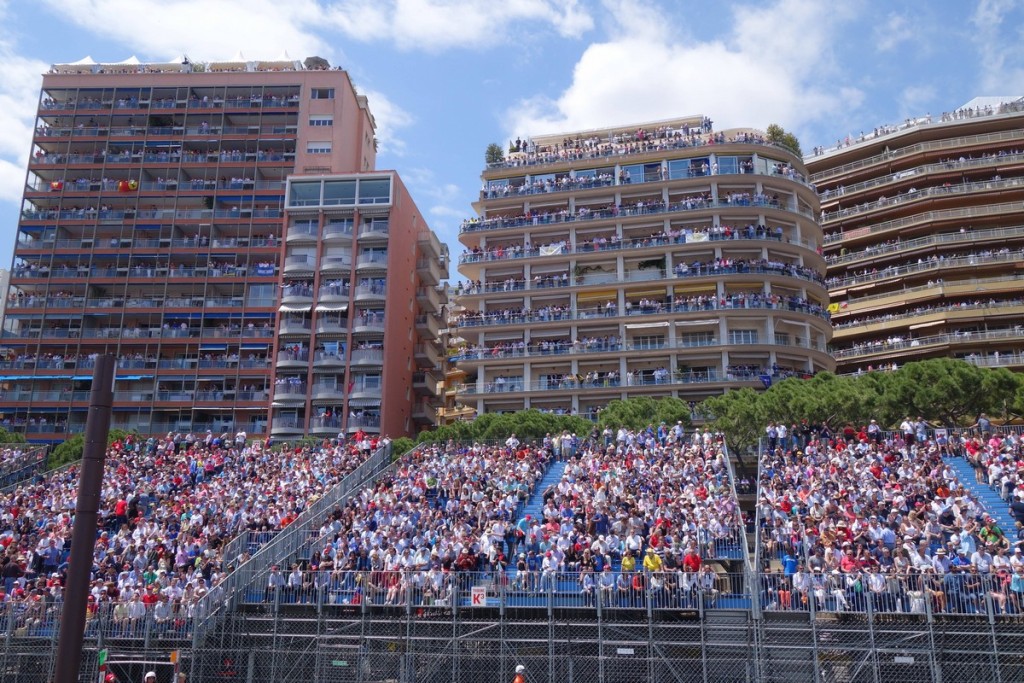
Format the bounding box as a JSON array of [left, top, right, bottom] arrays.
[[729, 330, 760, 345], [631, 335, 665, 350], [309, 115, 333, 126], [311, 88, 335, 100], [357, 177, 391, 204], [679, 332, 716, 347], [306, 141, 332, 154], [323, 180, 356, 205], [289, 181, 321, 206]]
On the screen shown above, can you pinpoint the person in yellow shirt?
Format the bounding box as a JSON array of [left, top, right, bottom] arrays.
[[620, 550, 636, 573], [643, 547, 663, 573]]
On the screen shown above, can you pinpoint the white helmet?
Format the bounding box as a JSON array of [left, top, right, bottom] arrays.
[[515, 664, 526, 673], [145, 674, 157, 681]]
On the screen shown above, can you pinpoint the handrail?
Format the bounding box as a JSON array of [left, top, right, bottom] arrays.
[[839, 273, 1024, 308], [819, 150, 1024, 202], [833, 327, 1024, 360], [822, 176, 1024, 223], [825, 224, 1024, 265], [827, 249, 1024, 289], [833, 298, 1024, 331], [824, 200, 1024, 244]]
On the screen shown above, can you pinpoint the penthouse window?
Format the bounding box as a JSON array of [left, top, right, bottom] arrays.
[[310, 88, 335, 100]]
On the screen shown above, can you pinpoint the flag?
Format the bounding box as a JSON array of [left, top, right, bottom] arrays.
[[827, 303, 840, 313], [759, 374, 772, 389]]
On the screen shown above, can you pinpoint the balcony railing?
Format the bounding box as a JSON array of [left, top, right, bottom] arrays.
[[833, 327, 1024, 360], [460, 196, 811, 235]]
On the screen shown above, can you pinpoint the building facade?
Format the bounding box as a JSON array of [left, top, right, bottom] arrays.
[[272, 173, 447, 439], [1, 57, 446, 441], [806, 97, 1024, 373], [452, 117, 833, 418]]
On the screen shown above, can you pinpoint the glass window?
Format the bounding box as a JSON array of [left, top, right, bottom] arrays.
[[357, 178, 391, 204], [323, 180, 356, 205], [716, 156, 739, 175], [247, 284, 276, 307], [667, 159, 690, 180], [311, 88, 335, 100], [306, 141, 332, 154], [309, 115, 333, 126], [680, 332, 716, 347], [289, 181, 321, 206], [729, 329, 759, 345]]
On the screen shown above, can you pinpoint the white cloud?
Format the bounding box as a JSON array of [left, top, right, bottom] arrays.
[[505, 0, 863, 142], [360, 88, 414, 156], [898, 85, 937, 119], [324, 0, 595, 52], [874, 13, 914, 52], [971, 0, 1024, 93], [401, 167, 466, 244], [0, 2, 49, 204], [38, 0, 332, 62]]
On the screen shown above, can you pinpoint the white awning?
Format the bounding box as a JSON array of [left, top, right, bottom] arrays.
[[675, 319, 719, 326], [316, 304, 349, 312], [348, 398, 381, 408], [279, 304, 311, 313], [624, 322, 669, 329]]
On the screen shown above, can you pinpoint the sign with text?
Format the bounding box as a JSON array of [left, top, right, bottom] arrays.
[[471, 586, 487, 606]]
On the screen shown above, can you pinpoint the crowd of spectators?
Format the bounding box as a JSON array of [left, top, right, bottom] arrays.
[[832, 298, 1024, 331], [756, 421, 1024, 614], [0, 432, 384, 632]]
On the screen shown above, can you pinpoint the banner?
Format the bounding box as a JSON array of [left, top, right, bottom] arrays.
[[686, 232, 708, 242], [539, 243, 565, 256]]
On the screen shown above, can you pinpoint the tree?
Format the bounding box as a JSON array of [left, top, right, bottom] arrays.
[[877, 358, 1002, 426], [596, 397, 692, 433], [48, 428, 139, 470], [0, 428, 26, 445], [765, 123, 802, 157], [699, 388, 765, 463], [485, 142, 505, 165], [304, 56, 330, 70]]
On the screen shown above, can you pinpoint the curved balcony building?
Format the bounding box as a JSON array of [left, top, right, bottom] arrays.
[[806, 97, 1024, 373], [453, 117, 833, 418]]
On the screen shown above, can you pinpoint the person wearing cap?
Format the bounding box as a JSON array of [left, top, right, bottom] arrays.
[[512, 664, 526, 683], [144, 672, 157, 683]]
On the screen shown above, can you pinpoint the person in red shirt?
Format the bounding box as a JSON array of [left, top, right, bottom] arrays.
[[683, 547, 702, 573]]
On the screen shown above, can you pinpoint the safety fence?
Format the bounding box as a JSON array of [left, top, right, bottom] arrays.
[[6, 574, 1024, 682]]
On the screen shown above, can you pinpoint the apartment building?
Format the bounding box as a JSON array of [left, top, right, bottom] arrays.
[[452, 117, 833, 417], [807, 97, 1024, 373], [1, 55, 446, 441]]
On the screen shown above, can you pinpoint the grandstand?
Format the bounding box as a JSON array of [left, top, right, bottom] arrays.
[[1, 427, 1023, 682]]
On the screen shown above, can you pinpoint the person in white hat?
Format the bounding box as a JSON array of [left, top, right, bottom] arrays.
[[144, 673, 157, 683], [512, 664, 526, 683]]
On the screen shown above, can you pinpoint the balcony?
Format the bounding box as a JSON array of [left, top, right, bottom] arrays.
[[358, 221, 389, 240], [350, 348, 384, 366], [415, 313, 441, 338], [283, 255, 316, 275], [356, 253, 388, 271], [416, 257, 442, 286], [413, 371, 441, 396], [311, 382, 346, 402], [349, 383, 382, 400], [323, 223, 354, 243], [354, 283, 387, 302], [318, 284, 350, 302], [313, 351, 346, 368], [278, 319, 312, 336], [309, 415, 342, 434], [416, 285, 443, 312], [270, 417, 304, 436], [316, 317, 349, 335], [276, 349, 309, 369], [320, 256, 353, 274], [281, 284, 314, 305], [412, 402, 437, 422], [286, 223, 318, 243], [414, 341, 442, 366], [346, 415, 381, 432], [273, 382, 307, 402], [352, 319, 386, 335]]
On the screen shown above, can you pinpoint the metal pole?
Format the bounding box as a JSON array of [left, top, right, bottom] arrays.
[[54, 354, 114, 683]]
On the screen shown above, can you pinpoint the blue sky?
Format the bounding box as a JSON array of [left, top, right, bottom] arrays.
[[1, 0, 1023, 274]]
